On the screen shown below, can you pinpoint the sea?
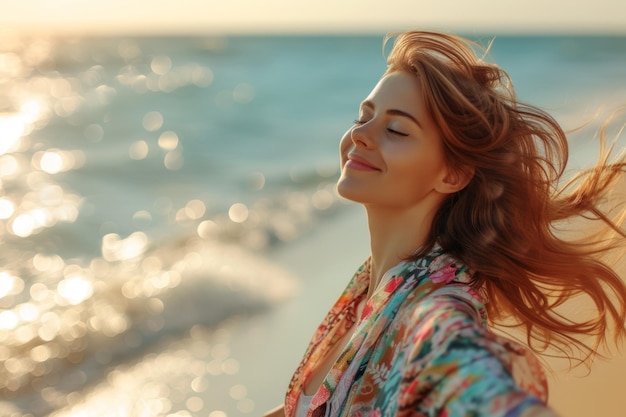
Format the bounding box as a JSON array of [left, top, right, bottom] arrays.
[[0, 33, 625, 417]]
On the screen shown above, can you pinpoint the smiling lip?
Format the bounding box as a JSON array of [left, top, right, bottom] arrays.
[[346, 154, 380, 171]]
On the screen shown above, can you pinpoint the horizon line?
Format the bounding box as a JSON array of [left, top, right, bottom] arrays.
[[2, 22, 626, 38]]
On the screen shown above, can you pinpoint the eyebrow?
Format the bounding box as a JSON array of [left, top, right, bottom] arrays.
[[361, 100, 423, 128]]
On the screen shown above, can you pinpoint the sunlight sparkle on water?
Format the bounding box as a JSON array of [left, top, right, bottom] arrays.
[[185, 199, 206, 219], [57, 276, 94, 306], [17, 302, 40, 322], [0, 198, 15, 219], [0, 100, 43, 155], [0, 310, 19, 330], [197, 220, 218, 239], [39, 151, 64, 174], [9, 200, 80, 237], [101, 232, 149, 262], [176, 199, 206, 222], [228, 203, 248, 223], [129, 140, 149, 160], [0, 114, 25, 154], [11, 213, 37, 237], [0, 271, 18, 298], [164, 149, 183, 170], [158, 131, 179, 150], [42, 323, 251, 417], [0, 154, 20, 177], [32, 149, 84, 174], [151, 56, 172, 75], [33, 253, 65, 273]]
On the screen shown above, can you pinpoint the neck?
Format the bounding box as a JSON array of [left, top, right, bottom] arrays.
[[365, 204, 438, 299]]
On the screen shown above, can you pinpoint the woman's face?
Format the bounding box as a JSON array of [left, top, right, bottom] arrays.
[[337, 71, 450, 212]]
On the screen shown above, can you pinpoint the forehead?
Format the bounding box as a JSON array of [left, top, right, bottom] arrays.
[[363, 71, 422, 108]]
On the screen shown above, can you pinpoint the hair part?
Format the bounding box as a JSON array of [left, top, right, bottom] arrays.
[[385, 31, 626, 365]]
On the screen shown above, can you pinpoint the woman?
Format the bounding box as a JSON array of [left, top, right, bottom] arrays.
[[264, 31, 626, 417]]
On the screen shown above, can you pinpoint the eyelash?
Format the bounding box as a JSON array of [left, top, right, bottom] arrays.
[[353, 119, 409, 137]]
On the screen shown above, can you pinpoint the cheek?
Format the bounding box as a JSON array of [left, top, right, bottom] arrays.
[[391, 153, 440, 186]]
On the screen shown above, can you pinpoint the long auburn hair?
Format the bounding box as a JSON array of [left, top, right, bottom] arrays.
[[386, 31, 626, 364]]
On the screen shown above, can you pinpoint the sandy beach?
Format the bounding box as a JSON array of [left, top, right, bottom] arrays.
[[232, 204, 371, 415]]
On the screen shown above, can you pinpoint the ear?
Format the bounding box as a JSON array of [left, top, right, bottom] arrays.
[[436, 165, 474, 194]]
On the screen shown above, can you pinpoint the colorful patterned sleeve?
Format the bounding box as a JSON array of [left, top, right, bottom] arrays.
[[397, 295, 553, 417]]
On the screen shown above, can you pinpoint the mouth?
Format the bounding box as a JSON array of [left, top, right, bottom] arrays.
[[345, 154, 380, 171]]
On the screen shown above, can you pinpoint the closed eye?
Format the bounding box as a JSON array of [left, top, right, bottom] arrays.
[[354, 119, 408, 137], [387, 128, 408, 137]]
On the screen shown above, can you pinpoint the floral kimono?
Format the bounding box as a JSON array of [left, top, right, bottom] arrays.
[[285, 244, 550, 417]]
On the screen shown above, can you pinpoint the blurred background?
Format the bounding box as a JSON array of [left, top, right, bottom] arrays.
[[0, 1, 625, 416]]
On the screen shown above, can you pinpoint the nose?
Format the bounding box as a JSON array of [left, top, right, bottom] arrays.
[[339, 121, 375, 164], [350, 122, 375, 149]]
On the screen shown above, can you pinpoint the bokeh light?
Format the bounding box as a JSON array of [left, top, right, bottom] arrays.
[[0, 27, 348, 417]]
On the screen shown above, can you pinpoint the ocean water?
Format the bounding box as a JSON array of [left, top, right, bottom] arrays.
[[0, 33, 625, 417]]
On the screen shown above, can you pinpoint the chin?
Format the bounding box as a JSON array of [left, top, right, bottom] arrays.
[[336, 177, 366, 204]]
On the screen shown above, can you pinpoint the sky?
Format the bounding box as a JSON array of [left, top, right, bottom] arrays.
[[0, 0, 625, 35]]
